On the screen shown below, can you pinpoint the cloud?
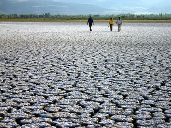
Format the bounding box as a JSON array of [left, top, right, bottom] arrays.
[[132, 7, 147, 9], [97, 0, 107, 2], [118, 6, 147, 14], [7, 0, 29, 3], [15, 0, 28, 2], [6, 0, 171, 14]]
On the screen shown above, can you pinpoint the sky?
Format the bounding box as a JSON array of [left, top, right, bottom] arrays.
[[52, 0, 171, 14], [6, 0, 171, 14]]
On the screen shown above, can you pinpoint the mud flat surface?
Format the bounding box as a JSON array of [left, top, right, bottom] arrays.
[[0, 22, 171, 127]]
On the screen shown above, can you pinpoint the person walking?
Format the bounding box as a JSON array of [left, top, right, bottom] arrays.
[[87, 16, 94, 31], [109, 18, 114, 31], [116, 17, 122, 32]]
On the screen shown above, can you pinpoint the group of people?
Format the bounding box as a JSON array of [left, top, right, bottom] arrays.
[[87, 16, 122, 32]]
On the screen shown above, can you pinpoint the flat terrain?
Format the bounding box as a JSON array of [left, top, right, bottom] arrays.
[[1, 19, 171, 22], [0, 22, 171, 127]]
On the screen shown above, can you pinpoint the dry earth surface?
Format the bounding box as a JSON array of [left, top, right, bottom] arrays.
[[0, 22, 171, 127]]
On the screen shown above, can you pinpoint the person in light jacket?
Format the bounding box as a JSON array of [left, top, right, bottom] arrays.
[[116, 17, 123, 32], [87, 16, 94, 31]]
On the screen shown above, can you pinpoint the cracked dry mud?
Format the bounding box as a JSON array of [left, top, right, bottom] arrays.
[[0, 22, 171, 128]]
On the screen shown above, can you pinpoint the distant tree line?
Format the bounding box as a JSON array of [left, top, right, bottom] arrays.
[[1, 13, 171, 20]]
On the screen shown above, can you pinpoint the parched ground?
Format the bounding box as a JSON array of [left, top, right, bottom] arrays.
[[0, 22, 171, 127]]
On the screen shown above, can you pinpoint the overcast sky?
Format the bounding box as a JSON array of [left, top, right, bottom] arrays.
[[52, 0, 170, 8], [9, 0, 171, 14], [52, 0, 171, 13]]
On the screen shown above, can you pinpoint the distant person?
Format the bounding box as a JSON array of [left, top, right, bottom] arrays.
[[87, 16, 94, 31], [109, 18, 114, 31], [116, 17, 123, 32]]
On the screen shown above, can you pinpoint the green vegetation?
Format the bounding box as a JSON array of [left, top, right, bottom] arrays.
[[1, 13, 171, 22]]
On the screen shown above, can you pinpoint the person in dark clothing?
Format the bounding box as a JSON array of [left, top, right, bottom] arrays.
[[87, 16, 94, 31]]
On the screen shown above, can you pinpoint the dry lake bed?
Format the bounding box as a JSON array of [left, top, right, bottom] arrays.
[[0, 22, 171, 127]]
